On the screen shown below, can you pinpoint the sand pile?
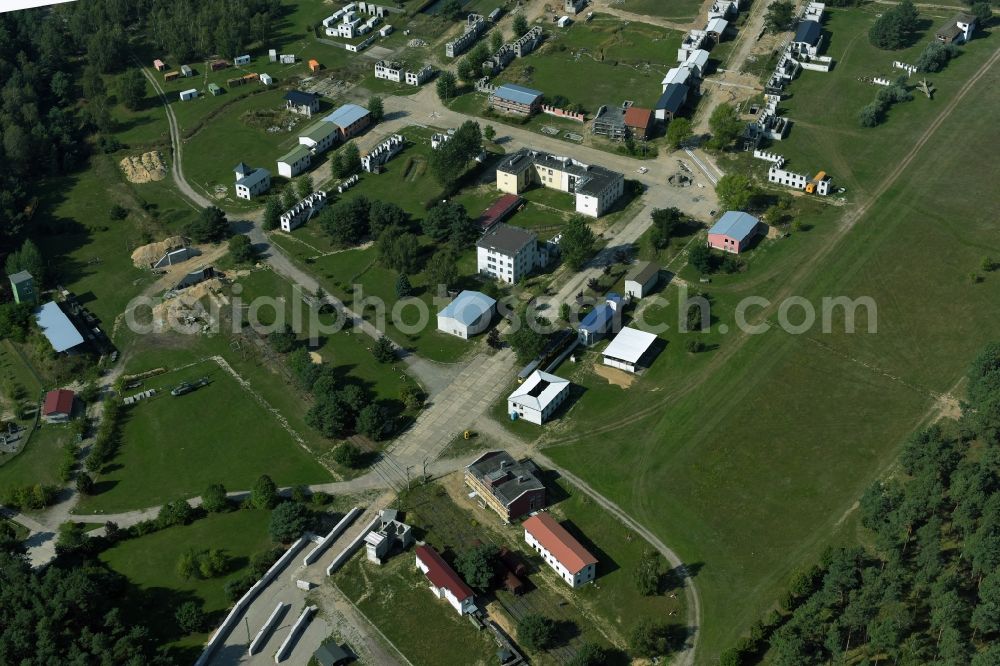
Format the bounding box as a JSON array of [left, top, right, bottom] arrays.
[[120, 151, 167, 183], [131, 236, 188, 268], [152, 278, 226, 332]]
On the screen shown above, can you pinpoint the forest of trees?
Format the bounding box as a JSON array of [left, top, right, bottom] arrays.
[[725, 342, 1000, 666]]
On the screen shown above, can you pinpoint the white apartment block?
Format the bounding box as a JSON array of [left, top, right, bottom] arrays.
[[477, 224, 543, 284]]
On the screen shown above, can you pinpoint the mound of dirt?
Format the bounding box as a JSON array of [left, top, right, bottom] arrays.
[[309, 351, 323, 364], [131, 236, 189, 268], [152, 278, 225, 331], [120, 151, 167, 183]]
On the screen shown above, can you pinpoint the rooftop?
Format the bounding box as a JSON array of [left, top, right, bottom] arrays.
[[35, 301, 84, 353], [236, 167, 270, 188], [284, 90, 318, 106], [415, 545, 474, 600], [531, 150, 624, 197], [477, 223, 537, 256], [301, 120, 339, 142], [467, 451, 546, 507], [656, 84, 688, 113], [8, 270, 32, 285], [603, 327, 658, 364], [623, 106, 653, 130], [324, 103, 370, 129], [438, 290, 497, 327], [42, 389, 75, 416], [707, 16, 728, 33], [523, 512, 597, 574], [480, 194, 522, 230], [278, 145, 312, 164], [579, 294, 621, 334], [492, 83, 543, 106], [626, 261, 660, 285], [794, 19, 822, 45], [709, 211, 761, 241], [685, 48, 710, 71], [509, 370, 569, 411], [234, 162, 253, 176]]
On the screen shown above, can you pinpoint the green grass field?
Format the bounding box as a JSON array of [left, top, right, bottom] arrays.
[[76, 363, 330, 513], [538, 15, 1000, 663], [337, 554, 498, 666], [100, 509, 273, 660], [0, 425, 73, 494]]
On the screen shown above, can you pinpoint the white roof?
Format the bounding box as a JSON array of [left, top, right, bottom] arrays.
[[602, 327, 657, 364], [509, 370, 569, 411], [685, 49, 710, 71], [707, 17, 728, 33], [662, 67, 691, 86]]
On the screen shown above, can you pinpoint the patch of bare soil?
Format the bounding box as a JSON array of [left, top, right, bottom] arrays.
[[593, 363, 635, 388], [130, 236, 188, 268]]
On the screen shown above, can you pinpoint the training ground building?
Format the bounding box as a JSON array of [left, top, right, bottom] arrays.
[[495, 149, 625, 218], [488, 83, 543, 116], [277, 145, 313, 178], [284, 90, 321, 117], [465, 450, 547, 523], [603, 326, 658, 374], [624, 261, 660, 299], [477, 223, 550, 284], [523, 512, 598, 588], [233, 162, 271, 200], [436, 290, 496, 339], [323, 103, 372, 140], [707, 211, 762, 254], [508, 370, 570, 425], [415, 545, 476, 615]]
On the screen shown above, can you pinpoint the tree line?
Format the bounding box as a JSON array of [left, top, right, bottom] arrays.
[[723, 342, 1000, 665]]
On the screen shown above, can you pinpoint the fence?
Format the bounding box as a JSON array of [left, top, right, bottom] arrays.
[[274, 605, 317, 663], [248, 602, 288, 656], [541, 105, 585, 122], [326, 513, 383, 575], [303, 506, 363, 565]]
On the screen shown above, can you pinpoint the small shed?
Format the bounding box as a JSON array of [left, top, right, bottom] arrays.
[[208, 83, 223, 96], [234, 54, 251, 66], [42, 389, 75, 423], [624, 261, 660, 298], [260, 72, 273, 85], [153, 58, 166, 71], [308, 58, 321, 72], [179, 88, 199, 101], [602, 327, 658, 373], [180, 64, 193, 77], [557, 15, 571, 27], [164, 70, 180, 82], [210, 59, 229, 71], [379, 24, 393, 37], [313, 643, 352, 666]]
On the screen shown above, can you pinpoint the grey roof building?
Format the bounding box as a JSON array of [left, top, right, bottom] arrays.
[[477, 223, 537, 256], [465, 450, 547, 521]]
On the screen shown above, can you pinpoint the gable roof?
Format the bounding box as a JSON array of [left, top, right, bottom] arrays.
[[684, 48, 710, 72], [626, 261, 660, 285], [284, 90, 318, 106], [438, 291, 496, 327], [623, 106, 653, 130], [480, 194, 522, 230], [314, 644, 351, 666], [236, 168, 270, 188], [477, 223, 536, 255], [278, 145, 312, 164], [706, 17, 728, 34], [708, 211, 760, 241], [234, 162, 253, 177], [579, 295, 621, 334], [508, 370, 569, 411], [415, 545, 474, 600], [603, 327, 658, 364], [794, 19, 822, 45], [656, 84, 688, 113], [35, 302, 84, 353], [300, 120, 339, 143], [492, 83, 543, 105], [661, 67, 691, 87], [523, 513, 597, 574], [324, 103, 370, 129], [42, 389, 75, 416]]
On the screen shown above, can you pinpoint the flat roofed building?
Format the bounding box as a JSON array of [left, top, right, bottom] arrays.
[[603, 326, 658, 373], [489, 83, 543, 116], [277, 145, 313, 178], [35, 301, 84, 353], [624, 261, 660, 298], [707, 211, 762, 254], [523, 512, 597, 587], [8, 270, 36, 304], [477, 223, 541, 284], [495, 149, 624, 218], [508, 370, 570, 425], [465, 450, 547, 522], [414, 545, 476, 615], [437, 290, 496, 339]]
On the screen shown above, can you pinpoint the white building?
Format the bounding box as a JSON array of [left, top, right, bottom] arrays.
[[768, 165, 831, 195], [602, 326, 658, 373], [179, 88, 198, 101], [279, 191, 328, 232], [706, 16, 728, 41], [436, 290, 496, 339], [495, 149, 624, 218], [508, 370, 570, 425], [523, 512, 598, 587], [298, 121, 339, 154], [415, 545, 476, 615], [260, 72, 273, 85], [624, 261, 660, 299], [234, 54, 251, 66], [477, 223, 544, 284], [277, 145, 312, 178], [364, 509, 413, 564], [233, 162, 271, 200]]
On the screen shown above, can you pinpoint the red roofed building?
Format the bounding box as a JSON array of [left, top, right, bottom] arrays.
[[42, 389, 75, 423], [479, 194, 523, 232], [414, 545, 476, 615], [623, 106, 653, 139], [523, 513, 597, 587]]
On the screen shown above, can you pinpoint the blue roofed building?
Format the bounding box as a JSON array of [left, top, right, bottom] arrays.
[[35, 301, 85, 353], [489, 83, 543, 116], [655, 83, 689, 122], [577, 293, 622, 346], [437, 290, 497, 339], [707, 211, 762, 254], [323, 103, 372, 139], [791, 20, 823, 57], [284, 90, 320, 117]]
